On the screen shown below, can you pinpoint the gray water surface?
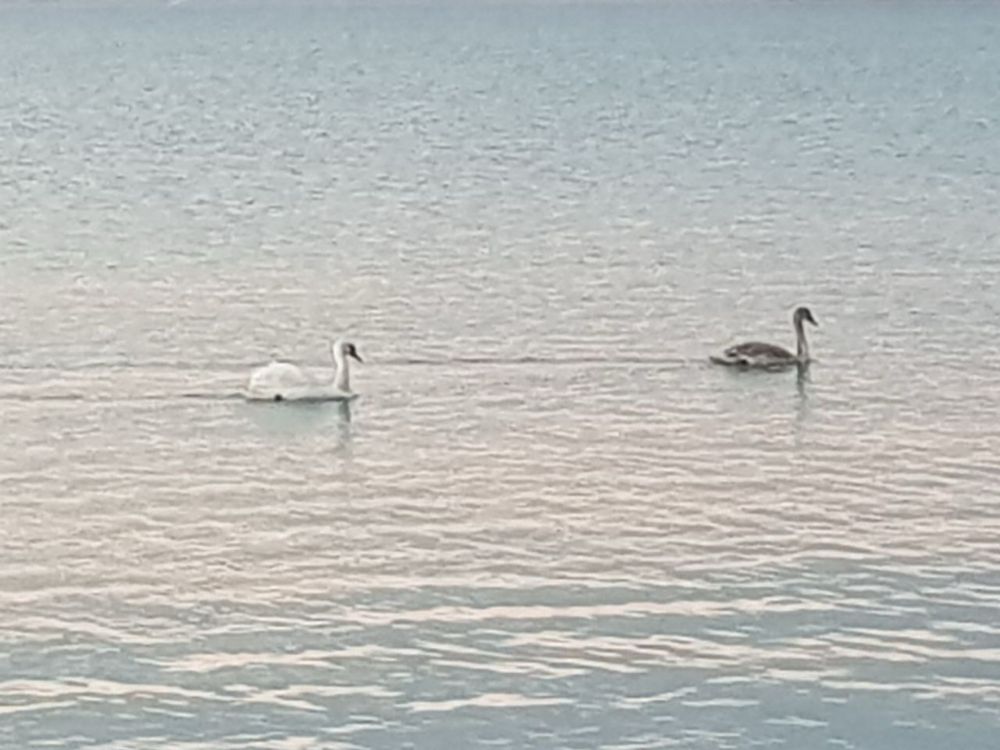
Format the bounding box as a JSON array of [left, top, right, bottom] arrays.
[[2, 3, 1000, 749]]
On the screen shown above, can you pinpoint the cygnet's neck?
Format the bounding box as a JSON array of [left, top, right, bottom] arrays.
[[794, 317, 810, 363], [332, 346, 350, 392]]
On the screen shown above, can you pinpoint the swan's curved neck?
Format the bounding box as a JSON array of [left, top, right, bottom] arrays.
[[331, 346, 350, 392], [329, 344, 350, 392], [794, 317, 810, 363]]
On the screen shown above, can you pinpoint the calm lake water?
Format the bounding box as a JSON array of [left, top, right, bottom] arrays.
[[2, 2, 1000, 748]]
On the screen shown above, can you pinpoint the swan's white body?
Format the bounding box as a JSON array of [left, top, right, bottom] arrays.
[[247, 339, 361, 402]]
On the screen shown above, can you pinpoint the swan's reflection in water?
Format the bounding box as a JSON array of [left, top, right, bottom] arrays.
[[794, 362, 812, 445], [240, 397, 353, 444], [795, 362, 811, 398]]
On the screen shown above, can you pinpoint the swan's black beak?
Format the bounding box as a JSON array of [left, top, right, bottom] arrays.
[[350, 350, 363, 363]]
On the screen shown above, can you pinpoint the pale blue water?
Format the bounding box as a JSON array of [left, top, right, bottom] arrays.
[[2, 3, 1000, 749]]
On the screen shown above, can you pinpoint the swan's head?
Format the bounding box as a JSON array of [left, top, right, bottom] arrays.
[[794, 306, 818, 327], [333, 339, 363, 363], [344, 342, 363, 363]]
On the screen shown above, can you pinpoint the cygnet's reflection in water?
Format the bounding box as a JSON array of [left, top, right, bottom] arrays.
[[794, 361, 813, 443], [795, 361, 811, 398], [241, 397, 353, 444]]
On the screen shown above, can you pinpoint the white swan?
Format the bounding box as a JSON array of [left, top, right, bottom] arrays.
[[247, 339, 363, 401], [711, 306, 818, 370]]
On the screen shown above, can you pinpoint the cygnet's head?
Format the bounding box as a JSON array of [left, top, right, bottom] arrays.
[[794, 306, 818, 327], [334, 339, 363, 363]]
